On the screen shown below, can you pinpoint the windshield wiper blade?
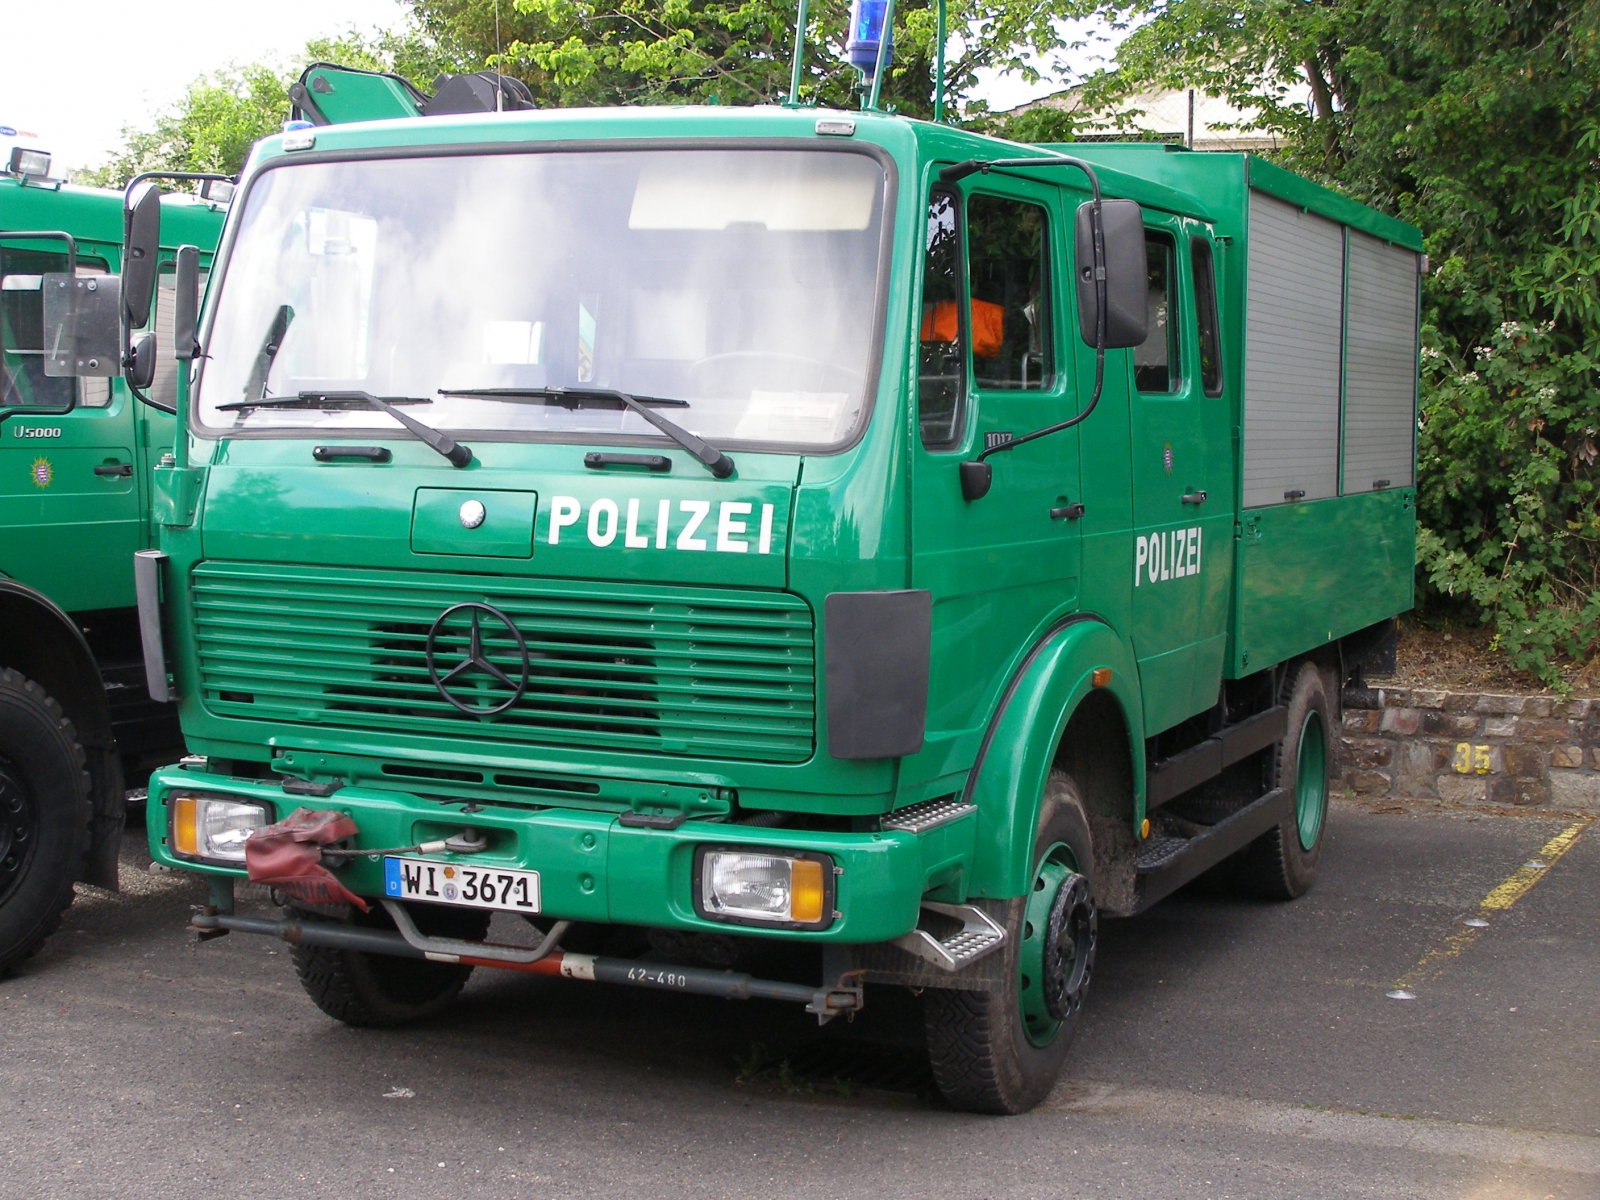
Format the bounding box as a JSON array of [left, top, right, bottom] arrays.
[[240, 304, 294, 402], [440, 385, 732, 479], [216, 394, 433, 411], [439, 386, 689, 408], [217, 390, 471, 468]]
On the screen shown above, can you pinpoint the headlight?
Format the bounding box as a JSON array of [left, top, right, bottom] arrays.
[[170, 795, 270, 863], [695, 847, 834, 930]]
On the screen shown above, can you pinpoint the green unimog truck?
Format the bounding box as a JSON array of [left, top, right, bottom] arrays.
[[92, 66, 1417, 1113], [0, 147, 227, 973]]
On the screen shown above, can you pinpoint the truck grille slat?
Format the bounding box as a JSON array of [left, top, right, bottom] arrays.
[[191, 562, 816, 763]]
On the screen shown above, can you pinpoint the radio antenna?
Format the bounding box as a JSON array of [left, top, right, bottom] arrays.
[[494, 0, 504, 111]]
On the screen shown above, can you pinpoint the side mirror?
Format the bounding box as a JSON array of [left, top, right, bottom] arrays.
[[128, 331, 157, 390], [123, 181, 162, 331], [1075, 199, 1149, 350], [172, 245, 200, 361]]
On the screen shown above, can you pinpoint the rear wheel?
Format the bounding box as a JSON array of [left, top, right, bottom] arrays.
[[1241, 661, 1333, 899], [0, 669, 92, 977], [290, 902, 490, 1027], [924, 769, 1098, 1114]]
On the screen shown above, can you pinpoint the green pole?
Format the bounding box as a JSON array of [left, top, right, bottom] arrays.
[[933, 0, 946, 122], [787, 0, 809, 106], [866, 0, 897, 111]]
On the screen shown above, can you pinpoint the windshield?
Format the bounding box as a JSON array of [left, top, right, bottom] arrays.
[[196, 148, 889, 449]]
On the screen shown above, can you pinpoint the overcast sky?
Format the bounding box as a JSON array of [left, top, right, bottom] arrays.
[[1, 2, 1113, 174]]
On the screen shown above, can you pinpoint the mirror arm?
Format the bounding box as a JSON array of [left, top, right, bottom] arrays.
[[2, 231, 77, 277], [125, 170, 236, 196], [953, 155, 1109, 497]]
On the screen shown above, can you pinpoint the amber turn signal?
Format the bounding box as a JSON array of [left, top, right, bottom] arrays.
[[1091, 667, 1113, 687]]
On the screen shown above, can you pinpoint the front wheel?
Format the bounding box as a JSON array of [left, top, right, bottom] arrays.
[[290, 902, 490, 1028], [1241, 661, 1333, 899], [924, 769, 1098, 1114], [0, 668, 92, 976]]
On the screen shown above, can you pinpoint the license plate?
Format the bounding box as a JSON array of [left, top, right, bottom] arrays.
[[383, 857, 541, 913]]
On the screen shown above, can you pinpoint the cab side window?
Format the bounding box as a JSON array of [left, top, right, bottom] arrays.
[[918, 189, 966, 448], [1190, 237, 1223, 398], [1, 248, 113, 408], [1133, 231, 1180, 394], [966, 195, 1052, 391]]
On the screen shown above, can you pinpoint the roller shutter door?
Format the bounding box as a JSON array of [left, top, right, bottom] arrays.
[[1343, 231, 1418, 492], [1242, 192, 1344, 507]]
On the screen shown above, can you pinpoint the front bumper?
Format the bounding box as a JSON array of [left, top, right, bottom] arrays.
[[146, 766, 966, 943]]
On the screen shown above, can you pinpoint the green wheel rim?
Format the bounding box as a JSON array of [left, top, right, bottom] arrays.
[[1294, 709, 1327, 851], [1017, 842, 1075, 1047]]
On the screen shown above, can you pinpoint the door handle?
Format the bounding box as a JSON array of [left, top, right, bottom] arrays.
[[1181, 490, 1207, 506], [95, 463, 133, 477], [1050, 503, 1085, 521]]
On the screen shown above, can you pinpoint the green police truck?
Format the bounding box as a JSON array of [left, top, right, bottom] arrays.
[[107, 82, 1417, 1113], [0, 146, 226, 973]]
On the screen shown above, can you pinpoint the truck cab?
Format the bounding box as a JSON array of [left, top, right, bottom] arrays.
[[0, 152, 225, 973], [128, 108, 1418, 1113]]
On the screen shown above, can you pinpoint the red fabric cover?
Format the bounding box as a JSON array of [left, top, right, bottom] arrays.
[[245, 807, 369, 911]]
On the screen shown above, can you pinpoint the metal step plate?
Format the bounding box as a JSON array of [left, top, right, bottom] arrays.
[[881, 796, 977, 834], [891, 901, 1006, 972], [1136, 836, 1190, 872]]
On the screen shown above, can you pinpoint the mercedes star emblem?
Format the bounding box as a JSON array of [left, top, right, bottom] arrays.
[[425, 602, 530, 716]]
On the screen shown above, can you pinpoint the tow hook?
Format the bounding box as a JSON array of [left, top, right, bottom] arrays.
[[806, 947, 866, 1026]]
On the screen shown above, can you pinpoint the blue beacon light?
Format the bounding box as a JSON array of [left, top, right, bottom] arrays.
[[845, 0, 892, 79]]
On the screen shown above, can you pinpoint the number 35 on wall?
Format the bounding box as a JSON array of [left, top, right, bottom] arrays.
[[1453, 743, 1492, 775]]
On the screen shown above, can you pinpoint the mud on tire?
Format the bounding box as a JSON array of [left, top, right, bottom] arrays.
[[290, 901, 491, 1028], [923, 769, 1097, 1115], [0, 668, 92, 977], [1240, 660, 1334, 900]]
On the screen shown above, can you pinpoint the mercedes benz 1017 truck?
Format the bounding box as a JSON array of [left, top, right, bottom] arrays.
[[82, 105, 1415, 1113]]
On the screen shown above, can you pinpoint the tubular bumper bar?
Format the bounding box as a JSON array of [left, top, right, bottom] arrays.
[[189, 909, 865, 1022]]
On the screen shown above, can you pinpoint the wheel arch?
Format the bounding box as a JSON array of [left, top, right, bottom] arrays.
[[965, 615, 1144, 899], [0, 580, 122, 890]]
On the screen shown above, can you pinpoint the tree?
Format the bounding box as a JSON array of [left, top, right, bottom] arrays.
[[76, 31, 457, 187], [1079, 0, 1600, 684], [407, 0, 1092, 117]]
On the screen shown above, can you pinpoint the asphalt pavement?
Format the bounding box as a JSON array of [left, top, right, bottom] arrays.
[[1, 797, 1596, 1200]]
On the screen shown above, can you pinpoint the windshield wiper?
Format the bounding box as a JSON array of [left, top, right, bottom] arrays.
[[216, 390, 472, 468], [441, 387, 688, 409], [240, 304, 294, 402], [438, 385, 732, 479]]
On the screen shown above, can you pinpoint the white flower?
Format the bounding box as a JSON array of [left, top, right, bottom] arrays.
[[1421, 346, 1442, 359], [1498, 321, 1522, 338], [1459, 372, 1480, 384], [1474, 346, 1493, 360], [1538, 386, 1558, 400]]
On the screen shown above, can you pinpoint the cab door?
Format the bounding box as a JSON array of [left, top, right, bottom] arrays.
[[1127, 217, 1214, 734], [906, 174, 1082, 777], [0, 244, 140, 613]]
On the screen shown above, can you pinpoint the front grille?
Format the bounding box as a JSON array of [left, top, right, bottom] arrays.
[[190, 561, 815, 763]]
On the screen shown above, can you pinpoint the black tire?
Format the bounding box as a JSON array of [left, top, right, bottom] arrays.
[[924, 769, 1098, 1114], [290, 902, 490, 1028], [1241, 661, 1333, 900], [0, 669, 92, 977]]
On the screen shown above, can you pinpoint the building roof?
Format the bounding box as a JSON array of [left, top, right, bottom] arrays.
[[1005, 84, 1309, 153]]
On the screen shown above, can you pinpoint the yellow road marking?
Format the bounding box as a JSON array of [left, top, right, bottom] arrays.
[[1393, 818, 1591, 993]]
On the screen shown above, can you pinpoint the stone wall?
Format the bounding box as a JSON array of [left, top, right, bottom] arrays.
[[1341, 686, 1600, 811]]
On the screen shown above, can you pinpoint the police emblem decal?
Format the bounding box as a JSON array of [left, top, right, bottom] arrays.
[[1162, 443, 1173, 474], [30, 457, 52, 489]]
